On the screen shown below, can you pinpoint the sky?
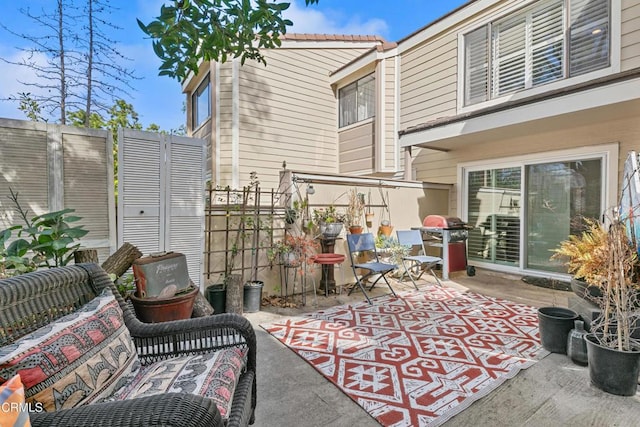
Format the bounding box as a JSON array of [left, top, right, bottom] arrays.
[[0, 0, 468, 132]]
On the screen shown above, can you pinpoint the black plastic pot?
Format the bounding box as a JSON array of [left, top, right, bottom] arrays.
[[585, 333, 640, 396], [206, 284, 226, 315], [537, 307, 579, 354]]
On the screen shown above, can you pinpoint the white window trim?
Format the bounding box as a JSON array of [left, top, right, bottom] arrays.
[[338, 73, 376, 128], [457, 142, 619, 277], [456, 0, 621, 116], [192, 73, 211, 132]]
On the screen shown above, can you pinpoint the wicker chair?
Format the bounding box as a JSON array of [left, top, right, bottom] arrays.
[[0, 263, 257, 427]]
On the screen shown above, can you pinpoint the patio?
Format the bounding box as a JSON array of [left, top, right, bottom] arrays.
[[246, 268, 640, 426]]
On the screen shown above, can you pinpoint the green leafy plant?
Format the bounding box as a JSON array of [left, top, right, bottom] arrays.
[[0, 189, 88, 277], [312, 205, 346, 224], [139, 0, 320, 80]]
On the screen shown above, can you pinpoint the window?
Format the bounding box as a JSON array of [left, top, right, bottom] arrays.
[[339, 74, 375, 128], [463, 0, 611, 106], [192, 75, 211, 129], [465, 156, 603, 273]]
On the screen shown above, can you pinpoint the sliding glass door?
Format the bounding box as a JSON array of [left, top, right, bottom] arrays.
[[526, 159, 602, 272], [466, 157, 602, 273]]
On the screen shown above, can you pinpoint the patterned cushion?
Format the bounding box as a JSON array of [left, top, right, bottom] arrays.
[[0, 288, 140, 411], [110, 347, 246, 420], [0, 374, 31, 426]]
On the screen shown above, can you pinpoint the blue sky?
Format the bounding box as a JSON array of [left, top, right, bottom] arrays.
[[0, 0, 468, 131]]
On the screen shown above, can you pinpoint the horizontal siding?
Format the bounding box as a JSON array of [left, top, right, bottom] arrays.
[[413, 114, 640, 218], [235, 46, 369, 188], [0, 127, 49, 230], [622, 0, 640, 70], [384, 58, 397, 170], [400, 31, 458, 130], [63, 134, 110, 241], [339, 121, 375, 174]]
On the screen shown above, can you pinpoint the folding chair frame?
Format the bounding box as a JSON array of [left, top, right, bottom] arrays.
[[396, 229, 443, 289], [346, 233, 398, 304]]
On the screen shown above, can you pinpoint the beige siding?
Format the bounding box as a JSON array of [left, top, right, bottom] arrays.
[[235, 47, 369, 189], [413, 114, 640, 218], [218, 62, 234, 182], [384, 58, 397, 171], [338, 120, 375, 174], [622, 0, 640, 70], [400, 31, 458, 130]]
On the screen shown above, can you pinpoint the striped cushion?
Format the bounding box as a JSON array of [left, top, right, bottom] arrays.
[[0, 288, 140, 411], [0, 375, 31, 427], [109, 347, 246, 420]]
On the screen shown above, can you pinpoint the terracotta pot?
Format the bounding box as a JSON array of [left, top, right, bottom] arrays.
[[130, 285, 198, 323], [349, 225, 363, 234], [378, 224, 393, 237]]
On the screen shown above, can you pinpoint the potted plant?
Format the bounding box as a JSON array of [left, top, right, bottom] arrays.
[[268, 232, 319, 276], [346, 189, 365, 234], [312, 205, 346, 238], [553, 213, 640, 396]]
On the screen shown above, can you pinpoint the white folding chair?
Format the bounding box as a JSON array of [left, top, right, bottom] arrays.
[[396, 229, 443, 289]]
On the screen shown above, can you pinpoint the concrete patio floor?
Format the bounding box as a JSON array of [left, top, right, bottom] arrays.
[[244, 268, 640, 426]]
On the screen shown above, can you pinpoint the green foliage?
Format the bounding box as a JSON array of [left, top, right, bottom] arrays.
[[16, 92, 45, 122], [139, 0, 320, 80], [312, 205, 346, 224], [0, 189, 89, 277]]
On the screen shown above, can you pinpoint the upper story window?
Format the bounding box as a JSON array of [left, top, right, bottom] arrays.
[[192, 75, 211, 129], [464, 0, 610, 106], [339, 74, 375, 128]]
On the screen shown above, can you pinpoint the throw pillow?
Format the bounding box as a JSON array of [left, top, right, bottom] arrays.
[[0, 288, 140, 411], [0, 374, 31, 426]]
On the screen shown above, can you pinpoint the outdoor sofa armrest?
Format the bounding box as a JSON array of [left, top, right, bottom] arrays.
[[30, 393, 223, 427]]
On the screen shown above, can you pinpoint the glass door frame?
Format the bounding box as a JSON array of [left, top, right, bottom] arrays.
[[457, 143, 618, 278]]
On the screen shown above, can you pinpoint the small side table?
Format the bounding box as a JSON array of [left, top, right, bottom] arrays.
[[313, 254, 345, 296]]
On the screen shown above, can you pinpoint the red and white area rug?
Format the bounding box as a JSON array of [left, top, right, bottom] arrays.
[[262, 286, 549, 426]]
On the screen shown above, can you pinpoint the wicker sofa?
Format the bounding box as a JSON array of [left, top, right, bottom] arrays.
[[0, 263, 256, 426]]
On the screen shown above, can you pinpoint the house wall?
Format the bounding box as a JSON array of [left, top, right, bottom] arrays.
[[399, 0, 638, 130], [383, 57, 397, 172], [622, 0, 640, 70], [203, 46, 370, 190], [338, 120, 375, 174], [412, 113, 640, 218]]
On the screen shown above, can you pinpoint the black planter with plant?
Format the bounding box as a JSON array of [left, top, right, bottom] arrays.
[[553, 214, 640, 395]]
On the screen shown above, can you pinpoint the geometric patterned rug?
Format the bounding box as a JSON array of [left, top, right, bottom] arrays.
[[261, 286, 549, 426]]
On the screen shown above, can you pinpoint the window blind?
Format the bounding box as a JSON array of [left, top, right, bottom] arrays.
[[464, 26, 490, 105], [569, 0, 610, 76]]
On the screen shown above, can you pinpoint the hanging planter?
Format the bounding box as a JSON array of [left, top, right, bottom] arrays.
[[378, 220, 393, 237]]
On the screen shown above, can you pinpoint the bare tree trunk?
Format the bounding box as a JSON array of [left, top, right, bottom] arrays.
[[101, 242, 142, 278], [225, 274, 244, 315], [74, 249, 98, 264], [84, 0, 93, 126], [58, 0, 66, 124]]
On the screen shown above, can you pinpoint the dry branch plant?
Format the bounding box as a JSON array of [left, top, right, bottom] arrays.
[[553, 215, 640, 351]]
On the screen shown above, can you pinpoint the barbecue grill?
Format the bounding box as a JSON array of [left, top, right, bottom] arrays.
[[418, 215, 469, 280]]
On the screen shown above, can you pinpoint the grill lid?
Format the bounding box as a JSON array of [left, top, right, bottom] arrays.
[[423, 215, 467, 229]]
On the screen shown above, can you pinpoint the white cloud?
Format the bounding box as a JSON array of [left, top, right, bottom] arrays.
[[0, 46, 52, 120], [285, 1, 389, 37]]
